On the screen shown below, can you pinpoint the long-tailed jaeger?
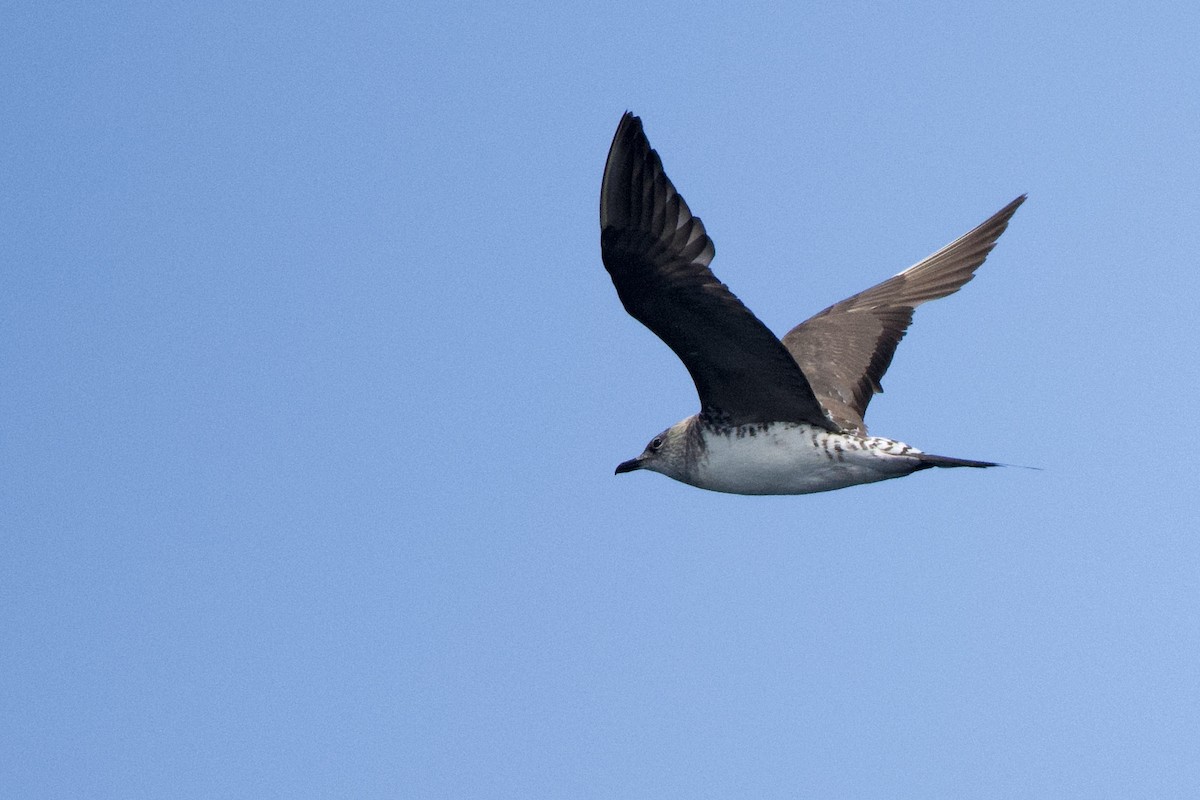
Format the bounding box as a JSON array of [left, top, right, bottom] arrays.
[[600, 112, 1025, 495]]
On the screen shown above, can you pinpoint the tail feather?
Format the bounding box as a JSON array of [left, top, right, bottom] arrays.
[[914, 453, 999, 470]]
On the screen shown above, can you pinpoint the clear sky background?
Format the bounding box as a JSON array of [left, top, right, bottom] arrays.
[[3, 2, 1199, 798]]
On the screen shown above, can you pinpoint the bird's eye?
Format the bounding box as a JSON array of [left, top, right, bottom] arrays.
[[649, 437, 664, 451]]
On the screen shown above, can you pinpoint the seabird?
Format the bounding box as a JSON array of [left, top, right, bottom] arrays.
[[600, 112, 1025, 495]]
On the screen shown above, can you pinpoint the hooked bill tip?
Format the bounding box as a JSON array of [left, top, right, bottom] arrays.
[[614, 458, 641, 475]]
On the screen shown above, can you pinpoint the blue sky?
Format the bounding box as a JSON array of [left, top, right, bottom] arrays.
[[3, 2, 1199, 797]]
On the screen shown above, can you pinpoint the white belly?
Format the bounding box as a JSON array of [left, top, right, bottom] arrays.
[[687, 423, 923, 495]]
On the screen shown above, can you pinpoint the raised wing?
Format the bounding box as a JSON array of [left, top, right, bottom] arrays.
[[781, 195, 1026, 435], [600, 113, 834, 429]]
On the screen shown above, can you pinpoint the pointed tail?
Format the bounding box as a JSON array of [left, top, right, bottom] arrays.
[[914, 453, 1000, 470]]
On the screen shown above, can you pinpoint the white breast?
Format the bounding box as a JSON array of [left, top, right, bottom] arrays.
[[687, 423, 923, 495]]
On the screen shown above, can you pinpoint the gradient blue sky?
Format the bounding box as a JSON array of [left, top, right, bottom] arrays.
[[4, 2, 1199, 798]]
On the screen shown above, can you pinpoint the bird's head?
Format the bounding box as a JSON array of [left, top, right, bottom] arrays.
[[615, 419, 694, 481]]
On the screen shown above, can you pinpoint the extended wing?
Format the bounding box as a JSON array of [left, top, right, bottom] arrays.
[[601, 113, 834, 429], [781, 195, 1026, 434]]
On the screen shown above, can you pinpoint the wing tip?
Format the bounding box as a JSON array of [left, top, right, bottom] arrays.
[[995, 193, 1028, 224], [600, 112, 648, 229]]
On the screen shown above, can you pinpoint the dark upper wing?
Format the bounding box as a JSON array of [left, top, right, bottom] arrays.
[[780, 195, 1026, 435], [600, 112, 834, 429]]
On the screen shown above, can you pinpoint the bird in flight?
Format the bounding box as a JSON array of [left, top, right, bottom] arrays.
[[600, 112, 1025, 495]]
